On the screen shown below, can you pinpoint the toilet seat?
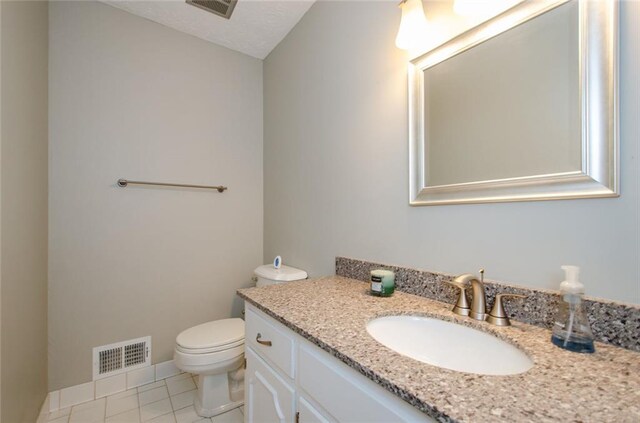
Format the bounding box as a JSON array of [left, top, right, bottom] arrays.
[[174, 343, 244, 372], [176, 318, 245, 354], [174, 318, 245, 375], [175, 338, 244, 355]]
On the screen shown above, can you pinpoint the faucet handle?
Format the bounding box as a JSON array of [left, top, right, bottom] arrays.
[[444, 279, 471, 317], [486, 293, 526, 326]]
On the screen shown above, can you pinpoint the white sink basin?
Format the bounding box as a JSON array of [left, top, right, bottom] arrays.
[[366, 315, 533, 376]]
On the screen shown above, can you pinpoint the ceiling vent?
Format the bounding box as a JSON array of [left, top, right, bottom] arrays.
[[186, 0, 238, 20]]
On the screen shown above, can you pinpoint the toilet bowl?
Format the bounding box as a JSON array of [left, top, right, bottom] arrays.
[[174, 262, 307, 417], [174, 318, 245, 417]]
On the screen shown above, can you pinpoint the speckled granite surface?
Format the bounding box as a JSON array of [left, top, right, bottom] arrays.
[[238, 277, 640, 423], [336, 257, 640, 352]]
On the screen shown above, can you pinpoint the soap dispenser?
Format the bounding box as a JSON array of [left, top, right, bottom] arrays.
[[551, 265, 595, 353]]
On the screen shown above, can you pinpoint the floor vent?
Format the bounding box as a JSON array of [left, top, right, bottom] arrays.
[[93, 336, 151, 380], [186, 0, 238, 20]]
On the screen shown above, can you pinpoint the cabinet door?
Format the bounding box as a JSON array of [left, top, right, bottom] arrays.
[[298, 396, 333, 423], [246, 347, 295, 423], [298, 341, 434, 422]]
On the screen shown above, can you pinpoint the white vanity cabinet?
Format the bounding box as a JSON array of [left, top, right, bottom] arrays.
[[245, 347, 295, 423], [244, 303, 434, 423]]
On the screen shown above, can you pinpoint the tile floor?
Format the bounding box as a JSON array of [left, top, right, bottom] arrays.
[[45, 373, 244, 423]]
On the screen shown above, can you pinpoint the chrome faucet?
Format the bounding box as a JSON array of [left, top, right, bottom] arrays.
[[445, 269, 528, 325], [445, 269, 487, 321]]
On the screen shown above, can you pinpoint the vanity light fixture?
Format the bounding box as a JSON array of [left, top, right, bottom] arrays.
[[453, 0, 486, 16], [395, 0, 429, 50]]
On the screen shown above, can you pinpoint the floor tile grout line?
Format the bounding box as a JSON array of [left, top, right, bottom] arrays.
[[138, 393, 170, 409], [138, 385, 170, 408], [141, 405, 174, 423], [172, 402, 196, 413], [142, 411, 166, 423], [104, 401, 140, 422]]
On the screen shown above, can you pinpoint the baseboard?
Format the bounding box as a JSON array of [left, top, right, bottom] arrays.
[[46, 359, 181, 412]]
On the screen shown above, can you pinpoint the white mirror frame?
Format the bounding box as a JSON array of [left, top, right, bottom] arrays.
[[409, 0, 618, 206]]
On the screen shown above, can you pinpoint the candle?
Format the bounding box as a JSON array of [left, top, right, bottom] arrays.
[[370, 269, 395, 297]]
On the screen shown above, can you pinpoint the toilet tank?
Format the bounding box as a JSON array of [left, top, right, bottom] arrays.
[[254, 264, 307, 287]]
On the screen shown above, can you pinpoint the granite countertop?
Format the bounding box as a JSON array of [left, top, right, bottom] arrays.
[[237, 276, 640, 423]]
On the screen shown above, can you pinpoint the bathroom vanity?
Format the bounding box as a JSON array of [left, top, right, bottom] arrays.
[[238, 276, 640, 422], [243, 303, 430, 423]]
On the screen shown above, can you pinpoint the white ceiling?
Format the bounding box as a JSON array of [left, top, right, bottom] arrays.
[[101, 0, 316, 59]]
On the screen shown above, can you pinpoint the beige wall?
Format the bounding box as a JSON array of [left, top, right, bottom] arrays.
[[49, 1, 263, 390], [1, 1, 49, 421], [264, 1, 640, 304]]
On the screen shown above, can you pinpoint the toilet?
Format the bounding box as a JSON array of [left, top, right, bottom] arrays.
[[174, 263, 307, 417]]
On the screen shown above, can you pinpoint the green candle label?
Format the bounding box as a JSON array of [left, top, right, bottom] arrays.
[[371, 275, 382, 293]]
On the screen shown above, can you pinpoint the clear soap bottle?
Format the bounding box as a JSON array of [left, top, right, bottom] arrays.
[[551, 265, 595, 353]]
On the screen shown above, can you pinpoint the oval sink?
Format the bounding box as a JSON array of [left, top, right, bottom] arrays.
[[366, 315, 533, 376]]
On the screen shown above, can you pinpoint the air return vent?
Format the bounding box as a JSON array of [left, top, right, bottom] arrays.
[[186, 0, 238, 20], [92, 336, 151, 380]]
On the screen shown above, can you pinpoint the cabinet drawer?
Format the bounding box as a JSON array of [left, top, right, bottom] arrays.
[[246, 305, 295, 379]]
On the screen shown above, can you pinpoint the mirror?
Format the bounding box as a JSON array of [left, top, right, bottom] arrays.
[[409, 0, 618, 206]]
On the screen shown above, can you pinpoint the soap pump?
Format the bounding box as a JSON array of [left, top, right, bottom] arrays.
[[551, 265, 595, 353]]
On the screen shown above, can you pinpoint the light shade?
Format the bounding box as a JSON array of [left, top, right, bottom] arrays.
[[453, 0, 485, 16], [453, 0, 520, 19], [395, 0, 429, 50]]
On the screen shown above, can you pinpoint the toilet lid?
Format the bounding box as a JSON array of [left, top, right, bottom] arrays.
[[176, 318, 245, 352]]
